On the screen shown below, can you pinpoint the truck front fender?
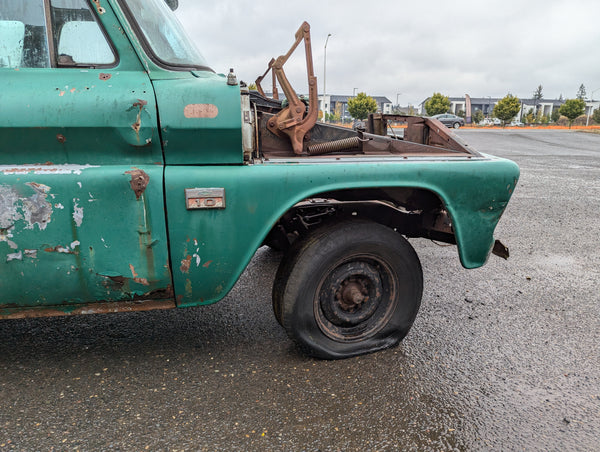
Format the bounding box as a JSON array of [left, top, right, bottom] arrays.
[[165, 155, 519, 307]]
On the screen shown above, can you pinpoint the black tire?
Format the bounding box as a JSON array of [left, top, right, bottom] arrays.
[[272, 220, 423, 359], [453, 122, 460, 129]]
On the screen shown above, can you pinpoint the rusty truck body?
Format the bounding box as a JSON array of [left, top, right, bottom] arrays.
[[0, 0, 519, 358]]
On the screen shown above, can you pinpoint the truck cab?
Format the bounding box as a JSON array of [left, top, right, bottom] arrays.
[[0, 0, 519, 358]]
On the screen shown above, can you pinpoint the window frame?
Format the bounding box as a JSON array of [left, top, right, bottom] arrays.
[[116, 0, 213, 73], [48, 0, 119, 69], [0, 0, 120, 70]]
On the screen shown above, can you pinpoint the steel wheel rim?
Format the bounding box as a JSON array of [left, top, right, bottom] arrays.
[[314, 255, 397, 342]]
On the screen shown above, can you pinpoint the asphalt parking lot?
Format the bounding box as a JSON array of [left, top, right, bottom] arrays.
[[0, 129, 598, 451]]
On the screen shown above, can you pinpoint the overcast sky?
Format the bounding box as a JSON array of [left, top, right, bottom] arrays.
[[174, 0, 600, 106]]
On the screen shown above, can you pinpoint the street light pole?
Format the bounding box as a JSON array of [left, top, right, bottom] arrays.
[[323, 33, 332, 122]]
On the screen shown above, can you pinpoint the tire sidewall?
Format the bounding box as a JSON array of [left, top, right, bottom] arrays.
[[279, 221, 422, 359]]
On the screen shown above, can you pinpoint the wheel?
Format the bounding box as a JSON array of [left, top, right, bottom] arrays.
[[453, 122, 460, 129], [272, 220, 423, 359]]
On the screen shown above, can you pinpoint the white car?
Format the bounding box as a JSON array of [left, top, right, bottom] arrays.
[[481, 118, 501, 126]]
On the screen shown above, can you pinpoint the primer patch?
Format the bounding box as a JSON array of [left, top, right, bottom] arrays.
[[184, 104, 218, 119]]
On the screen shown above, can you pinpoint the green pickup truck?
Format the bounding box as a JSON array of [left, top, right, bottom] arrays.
[[0, 0, 519, 358]]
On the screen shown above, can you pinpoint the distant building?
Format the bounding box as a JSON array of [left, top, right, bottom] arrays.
[[418, 96, 588, 121], [319, 94, 393, 119]]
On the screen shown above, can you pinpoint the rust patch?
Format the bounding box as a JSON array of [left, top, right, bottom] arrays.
[[180, 255, 192, 274], [56, 134, 66, 144], [125, 169, 149, 200], [99, 73, 111, 81], [129, 264, 150, 286], [202, 260, 213, 268], [131, 99, 148, 139], [105, 274, 127, 287], [184, 104, 219, 119], [92, 0, 106, 14], [134, 286, 174, 300], [0, 299, 176, 320]]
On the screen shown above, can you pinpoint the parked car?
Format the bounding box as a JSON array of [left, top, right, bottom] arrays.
[[509, 120, 524, 127], [431, 114, 465, 129]]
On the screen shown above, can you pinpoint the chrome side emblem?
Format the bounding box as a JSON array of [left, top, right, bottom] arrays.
[[185, 188, 225, 210]]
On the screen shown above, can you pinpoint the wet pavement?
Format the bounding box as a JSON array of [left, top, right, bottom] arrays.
[[1, 130, 599, 451]]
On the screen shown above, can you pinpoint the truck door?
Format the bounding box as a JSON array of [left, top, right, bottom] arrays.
[[0, 0, 172, 311]]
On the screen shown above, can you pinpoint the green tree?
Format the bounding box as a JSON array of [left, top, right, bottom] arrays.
[[492, 94, 521, 126], [347, 92, 378, 120], [424, 92, 451, 116], [472, 110, 484, 124], [535, 108, 543, 124], [551, 109, 561, 122], [577, 84, 586, 100], [524, 108, 535, 124], [533, 85, 543, 119], [559, 98, 586, 128], [325, 112, 340, 122], [593, 108, 600, 124]]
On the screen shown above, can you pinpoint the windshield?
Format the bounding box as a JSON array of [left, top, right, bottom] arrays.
[[122, 0, 210, 70]]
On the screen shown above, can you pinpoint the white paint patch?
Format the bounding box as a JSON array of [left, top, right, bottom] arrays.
[[193, 253, 201, 267], [1, 183, 53, 233], [0, 225, 18, 250], [77, 182, 82, 188], [6, 251, 22, 262], [72, 201, 84, 227], [0, 185, 22, 228], [24, 249, 38, 259], [22, 183, 52, 230], [0, 164, 99, 175], [55, 203, 65, 209], [70, 240, 80, 249]]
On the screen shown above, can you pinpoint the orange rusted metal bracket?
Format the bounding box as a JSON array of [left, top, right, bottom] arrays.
[[255, 58, 279, 100], [258, 22, 318, 155]]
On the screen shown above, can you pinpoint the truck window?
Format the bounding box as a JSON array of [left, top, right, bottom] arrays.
[[0, 1, 51, 68], [49, 0, 115, 67], [121, 0, 210, 70]]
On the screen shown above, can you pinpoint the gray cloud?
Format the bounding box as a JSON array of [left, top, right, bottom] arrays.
[[175, 0, 600, 105]]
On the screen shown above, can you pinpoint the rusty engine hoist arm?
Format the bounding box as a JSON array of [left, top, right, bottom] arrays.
[[255, 58, 279, 100], [256, 21, 318, 155]]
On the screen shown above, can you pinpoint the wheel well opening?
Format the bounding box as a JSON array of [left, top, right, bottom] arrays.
[[263, 187, 456, 251]]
